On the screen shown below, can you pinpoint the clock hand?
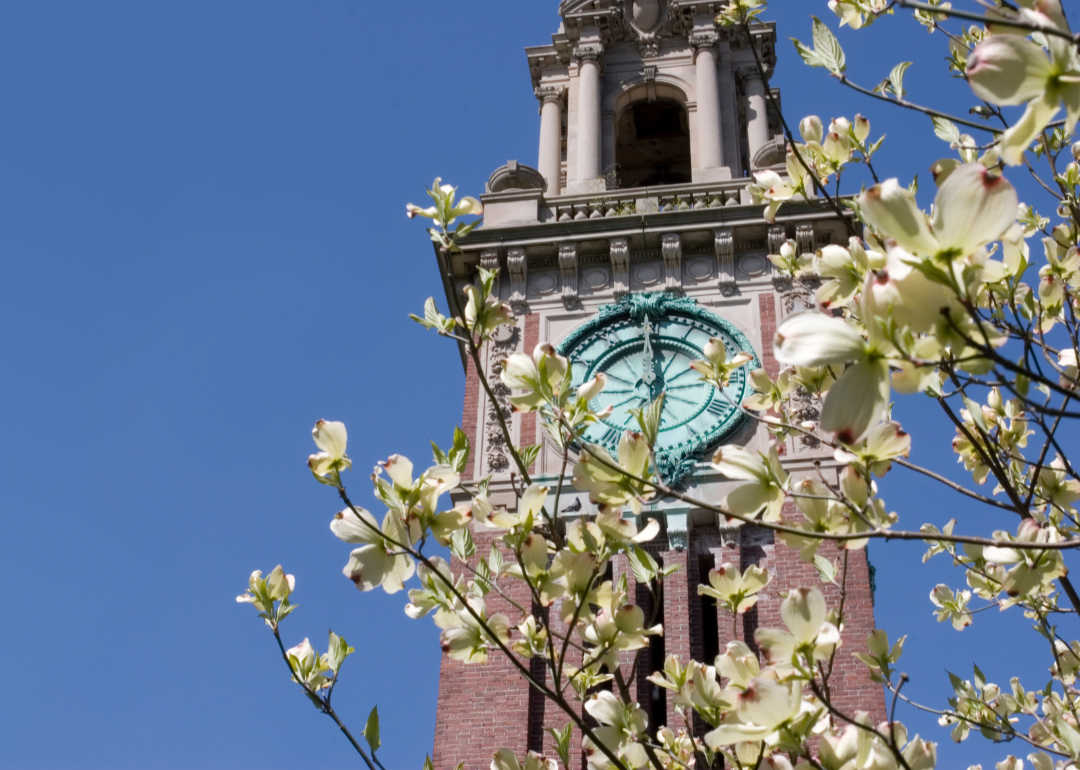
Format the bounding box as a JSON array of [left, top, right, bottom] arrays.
[[640, 317, 656, 386]]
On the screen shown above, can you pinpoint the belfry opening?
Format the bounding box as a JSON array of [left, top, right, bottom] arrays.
[[614, 98, 691, 188]]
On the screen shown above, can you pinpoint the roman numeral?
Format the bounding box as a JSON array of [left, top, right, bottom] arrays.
[[706, 400, 726, 417], [602, 427, 621, 445]]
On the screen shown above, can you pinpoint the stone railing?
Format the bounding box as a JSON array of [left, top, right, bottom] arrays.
[[548, 179, 752, 222]]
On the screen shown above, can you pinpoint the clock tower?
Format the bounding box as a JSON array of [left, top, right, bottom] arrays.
[[431, 2, 884, 767]]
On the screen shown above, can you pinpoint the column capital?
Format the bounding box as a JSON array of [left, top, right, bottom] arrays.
[[689, 32, 719, 59], [737, 64, 770, 82], [534, 86, 565, 106], [573, 44, 604, 64]]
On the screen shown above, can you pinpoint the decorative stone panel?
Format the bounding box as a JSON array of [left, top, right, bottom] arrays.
[[661, 233, 682, 292]]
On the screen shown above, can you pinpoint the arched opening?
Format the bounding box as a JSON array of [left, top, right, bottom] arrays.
[[614, 98, 691, 188]]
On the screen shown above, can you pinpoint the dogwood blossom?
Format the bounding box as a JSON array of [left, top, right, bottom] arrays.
[[308, 419, 351, 484], [967, 11, 1080, 165]]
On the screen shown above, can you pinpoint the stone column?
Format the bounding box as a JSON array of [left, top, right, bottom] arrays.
[[691, 34, 724, 173], [535, 87, 563, 196], [742, 67, 772, 168], [574, 45, 604, 184]]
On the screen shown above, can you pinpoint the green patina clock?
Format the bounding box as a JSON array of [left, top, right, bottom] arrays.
[[557, 292, 760, 484]]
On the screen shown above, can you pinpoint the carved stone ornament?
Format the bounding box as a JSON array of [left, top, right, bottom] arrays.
[[796, 222, 815, 257], [507, 247, 528, 314], [664, 509, 689, 552], [789, 386, 823, 450], [717, 521, 741, 548], [661, 233, 683, 292], [737, 64, 769, 83], [573, 44, 604, 64], [609, 237, 630, 299], [487, 161, 546, 194], [480, 248, 501, 277], [630, 0, 662, 30], [689, 32, 718, 59], [485, 326, 520, 474], [767, 224, 787, 256], [491, 324, 516, 345], [714, 228, 736, 293], [558, 242, 580, 307], [534, 86, 564, 106]]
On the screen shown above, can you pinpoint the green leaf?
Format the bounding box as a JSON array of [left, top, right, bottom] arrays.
[[963, 396, 989, 433], [813, 555, 838, 585], [409, 297, 450, 331], [1015, 372, 1031, 397], [791, 37, 826, 70], [516, 443, 541, 471], [450, 527, 476, 561], [423, 758, 435, 770], [1057, 716, 1080, 760], [326, 630, 355, 675], [487, 544, 504, 577], [811, 16, 846, 74], [888, 61, 912, 97], [947, 670, 965, 694], [579, 522, 600, 553], [908, 175, 918, 195], [973, 663, 986, 691], [478, 266, 497, 297], [931, 116, 961, 145], [449, 427, 471, 474], [364, 706, 381, 754], [631, 393, 666, 447], [474, 557, 492, 596], [431, 441, 449, 467], [547, 724, 574, 769], [628, 544, 659, 584]]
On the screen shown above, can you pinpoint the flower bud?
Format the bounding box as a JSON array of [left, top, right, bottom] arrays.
[[853, 114, 870, 143], [799, 115, 823, 144], [1072, 142, 1080, 162], [823, 131, 852, 164], [829, 117, 851, 135], [703, 337, 727, 364], [266, 565, 296, 601], [576, 373, 607, 402], [286, 638, 316, 670]]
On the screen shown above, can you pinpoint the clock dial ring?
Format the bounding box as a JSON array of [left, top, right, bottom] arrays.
[[557, 292, 761, 483]]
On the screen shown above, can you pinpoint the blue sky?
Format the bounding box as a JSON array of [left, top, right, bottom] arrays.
[[0, 2, 1076, 768]]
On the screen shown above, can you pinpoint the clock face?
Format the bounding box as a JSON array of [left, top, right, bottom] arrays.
[[558, 296, 758, 475]]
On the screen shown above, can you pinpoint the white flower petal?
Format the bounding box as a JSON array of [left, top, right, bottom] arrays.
[[379, 455, 414, 489], [820, 360, 890, 444], [931, 164, 1019, 255], [331, 507, 383, 544], [860, 179, 940, 255], [775, 312, 866, 367], [998, 91, 1060, 166], [967, 34, 1055, 106], [312, 420, 347, 459], [781, 587, 828, 645]]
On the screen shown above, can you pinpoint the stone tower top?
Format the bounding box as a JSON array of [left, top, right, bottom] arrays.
[[518, 0, 782, 200]]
